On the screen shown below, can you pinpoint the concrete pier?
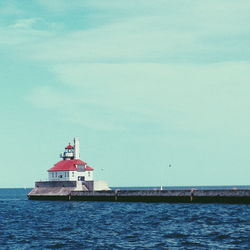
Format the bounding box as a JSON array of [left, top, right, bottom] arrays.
[[28, 188, 250, 204]]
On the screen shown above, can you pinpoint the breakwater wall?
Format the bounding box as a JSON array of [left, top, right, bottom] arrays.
[[28, 188, 250, 204]]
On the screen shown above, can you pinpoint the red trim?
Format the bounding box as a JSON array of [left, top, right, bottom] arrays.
[[48, 159, 88, 172], [85, 165, 94, 171]]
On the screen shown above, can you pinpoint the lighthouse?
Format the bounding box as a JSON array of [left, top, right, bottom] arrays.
[[48, 138, 94, 184], [28, 137, 110, 198]]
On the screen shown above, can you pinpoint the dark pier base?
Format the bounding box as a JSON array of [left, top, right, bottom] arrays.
[[28, 189, 250, 204]]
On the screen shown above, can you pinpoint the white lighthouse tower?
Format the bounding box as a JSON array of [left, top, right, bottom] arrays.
[[74, 138, 80, 159]]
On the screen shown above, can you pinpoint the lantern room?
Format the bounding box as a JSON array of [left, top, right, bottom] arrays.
[[61, 143, 75, 160]]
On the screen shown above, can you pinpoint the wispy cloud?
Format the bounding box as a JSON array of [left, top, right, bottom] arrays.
[[10, 18, 41, 29], [1, 1, 250, 63], [28, 62, 250, 134], [2, 0, 250, 133], [11, 23, 250, 64]]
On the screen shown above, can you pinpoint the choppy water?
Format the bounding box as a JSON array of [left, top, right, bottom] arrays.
[[0, 188, 249, 249]]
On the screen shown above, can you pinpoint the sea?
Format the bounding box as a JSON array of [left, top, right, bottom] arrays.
[[0, 187, 249, 249]]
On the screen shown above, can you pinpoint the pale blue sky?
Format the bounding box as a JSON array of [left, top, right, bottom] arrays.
[[0, 0, 250, 187]]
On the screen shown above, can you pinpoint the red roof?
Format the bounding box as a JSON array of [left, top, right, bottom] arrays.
[[65, 144, 74, 149], [48, 159, 89, 172], [85, 165, 94, 171]]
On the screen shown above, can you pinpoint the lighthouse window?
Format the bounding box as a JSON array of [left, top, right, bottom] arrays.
[[72, 172, 74, 177], [52, 173, 54, 178], [88, 172, 90, 177]]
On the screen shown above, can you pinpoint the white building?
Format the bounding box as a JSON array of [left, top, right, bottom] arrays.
[[47, 138, 109, 191], [48, 138, 94, 182]]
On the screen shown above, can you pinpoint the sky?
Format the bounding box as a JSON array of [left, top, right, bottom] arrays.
[[0, 0, 250, 188]]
